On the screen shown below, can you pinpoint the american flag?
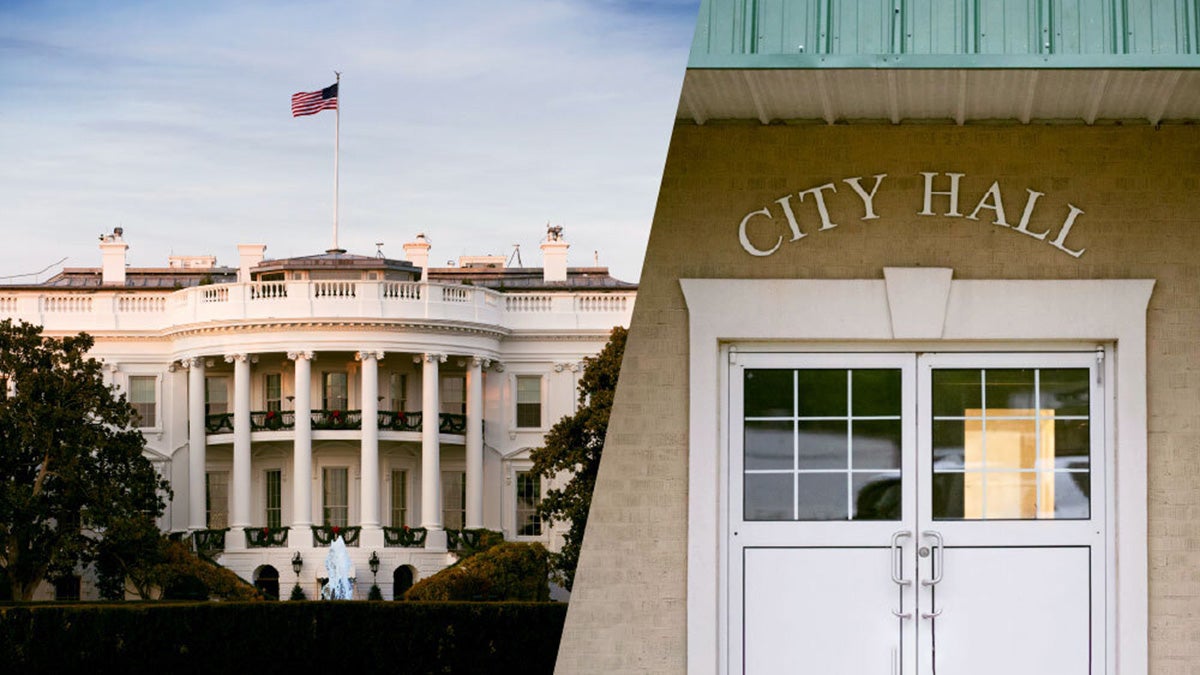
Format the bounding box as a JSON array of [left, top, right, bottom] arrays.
[[291, 83, 338, 117]]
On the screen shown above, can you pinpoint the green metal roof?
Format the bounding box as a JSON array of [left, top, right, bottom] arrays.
[[691, 0, 1200, 69], [679, 0, 1200, 123]]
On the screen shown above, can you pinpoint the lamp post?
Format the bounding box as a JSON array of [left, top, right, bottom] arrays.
[[366, 550, 382, 600], [290, 551, 305, 601]]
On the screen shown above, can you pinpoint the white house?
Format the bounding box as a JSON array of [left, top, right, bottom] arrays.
[[2, 227, 634, 600]]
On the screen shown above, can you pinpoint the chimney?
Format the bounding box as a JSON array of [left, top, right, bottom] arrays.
[[540, 225, 569, 283], [404, 233, 431, 281], [99, 227, 128, 286], [237, 244, 267, 283]]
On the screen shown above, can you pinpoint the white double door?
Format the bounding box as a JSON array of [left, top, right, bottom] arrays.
[[729, 352, 1105, 675]]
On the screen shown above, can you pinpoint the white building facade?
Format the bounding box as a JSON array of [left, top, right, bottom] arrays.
[[3, 228, 634, 600]]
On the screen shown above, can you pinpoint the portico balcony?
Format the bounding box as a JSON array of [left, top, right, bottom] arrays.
[[204, 410, 468, 435]]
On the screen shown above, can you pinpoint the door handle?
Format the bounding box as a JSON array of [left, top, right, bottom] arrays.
[[920, 530, 944, 587], [890, 530, 912, 622], [921, 609, 942, 620], [890, 530, 912, 587]]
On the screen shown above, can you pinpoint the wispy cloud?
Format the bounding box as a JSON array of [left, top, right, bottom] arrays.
[[0, 0, 694, 281]]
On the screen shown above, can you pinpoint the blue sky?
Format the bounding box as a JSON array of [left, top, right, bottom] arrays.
[[0, 1, 696, 283]]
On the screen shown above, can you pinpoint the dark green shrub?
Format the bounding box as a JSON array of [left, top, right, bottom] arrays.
[[289, 583, 307, 601], [367, 584, 383, 601], [0, 601, 567, 673], [406, 542, 550, 601]]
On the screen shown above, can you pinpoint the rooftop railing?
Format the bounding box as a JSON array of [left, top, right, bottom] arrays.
[[0, 281, 633, 333]]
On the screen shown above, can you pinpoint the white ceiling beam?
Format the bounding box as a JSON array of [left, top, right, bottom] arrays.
[[1019, 71, 1039, 124], [740, 71, 771, 125], [1083, 70, 1111, 125], [1147, 71, 1183, 125], [955, 71, 968, 126], [680, 75, 708, 125], [887, 71, 901, 124], [816, 71, 836, 125]]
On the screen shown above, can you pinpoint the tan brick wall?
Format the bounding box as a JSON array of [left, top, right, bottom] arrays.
[[556, 123, 1200, 674]]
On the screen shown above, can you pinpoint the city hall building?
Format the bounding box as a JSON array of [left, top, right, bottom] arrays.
[[559, 1, 1200, 674], [0, 228, 634, 600]]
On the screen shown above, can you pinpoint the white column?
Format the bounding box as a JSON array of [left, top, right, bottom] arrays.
[[289, 351, 313, 533], [358, 350, 383, 547], [187, 357, 207, 531], [226, 353, 251, 549], [465, 356, 486, 528], [419, 352, 447, 549]]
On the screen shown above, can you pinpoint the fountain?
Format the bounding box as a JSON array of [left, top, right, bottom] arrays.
[[320, 536, 356, 600]]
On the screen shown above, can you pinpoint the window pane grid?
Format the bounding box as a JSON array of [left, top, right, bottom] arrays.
[[265, 374, 281, 412], [744, 368, 901, 522], [442, 471, 466, 530], [322, 467, 348, 527], [932, 367, 1090, 521], [206, 471, 229, 529], [129, 376, 156, 427], [516, 471, 542, 536], [265, 469, 282, 528], [390, 470, 407, 527]]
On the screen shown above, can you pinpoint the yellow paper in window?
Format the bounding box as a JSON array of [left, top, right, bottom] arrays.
[[963, 409, 1056, 519]]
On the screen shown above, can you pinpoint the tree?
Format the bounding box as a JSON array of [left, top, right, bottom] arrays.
[[530, 325, 626, 591], [0, 319, 171, 601]]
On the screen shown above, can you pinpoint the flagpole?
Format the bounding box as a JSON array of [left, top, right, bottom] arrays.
[[333, 71, 341, 253]]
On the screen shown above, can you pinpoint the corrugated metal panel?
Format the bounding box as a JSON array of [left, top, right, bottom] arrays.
[[692, 0, 1200, 62], [907, 0, 973, 54]]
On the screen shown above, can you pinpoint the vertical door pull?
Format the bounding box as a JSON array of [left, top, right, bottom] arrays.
[[890, 530, 912, 586], [920, 530, 944, 587], [890, 530, 912, 621]]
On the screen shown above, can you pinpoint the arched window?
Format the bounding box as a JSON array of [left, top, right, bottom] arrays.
[[254, 564, 280, 600], [392, 565, 415, 599]]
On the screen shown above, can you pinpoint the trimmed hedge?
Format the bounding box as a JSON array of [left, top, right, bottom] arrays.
[[407, 542, 550, 602], [0, 601, 567, 673]]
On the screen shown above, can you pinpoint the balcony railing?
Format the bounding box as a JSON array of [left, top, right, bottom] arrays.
[[204, 410, 468, 435], [245, 526, 289, 548], [191, 528, 228, 558], [312, 525, 361, 547], [383, 526, 428, 548]]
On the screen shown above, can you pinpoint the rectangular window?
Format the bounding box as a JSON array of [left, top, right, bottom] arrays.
[[0, 376, 8, 402], [54, 576, 81, 602], [323, 372, 348, 411], [742, 368, 902, 522], [391, 470, 408, 527], [323, 467, 349, 527], [265, 469, 282, 528], [516, 471, 542, 536], [930, 368, 1091, 521], [205, 376, 229, 415], [206, 471, 229, 529], [264, 373, 282, 412], [442, 470, 466, 530], [129, 375, 157, 427], [440, 376, 465, 414], [389, 373, 408, 413], [516, 376, 542, 428]]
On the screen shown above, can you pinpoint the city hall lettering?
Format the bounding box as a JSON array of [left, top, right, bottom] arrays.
[[738, 172, 1088, 259]]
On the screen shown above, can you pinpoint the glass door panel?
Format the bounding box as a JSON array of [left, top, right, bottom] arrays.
[[742, 367, 903, 522], [930, 366, 1092, 521]]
